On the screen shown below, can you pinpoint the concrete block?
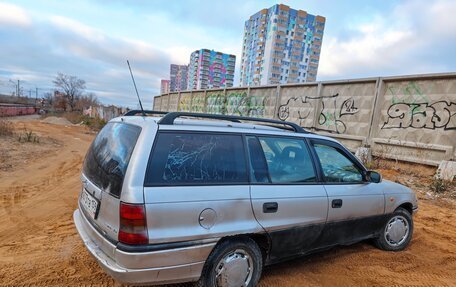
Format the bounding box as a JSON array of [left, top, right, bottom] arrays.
[[355, 147, 372, 165], [436, 161, 456, 181]]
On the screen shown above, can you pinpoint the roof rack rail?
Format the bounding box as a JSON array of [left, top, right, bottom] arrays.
[[157, 112, 307, 133], [123, 110, 168, 116]]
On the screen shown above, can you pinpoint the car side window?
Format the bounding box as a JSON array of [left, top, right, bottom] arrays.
[[145, 132, 247, 185], [247, 136, 316, 183], [313, 143, 363, 183]]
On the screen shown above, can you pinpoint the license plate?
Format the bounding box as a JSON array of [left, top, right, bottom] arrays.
[[80, 189, 99, 219]]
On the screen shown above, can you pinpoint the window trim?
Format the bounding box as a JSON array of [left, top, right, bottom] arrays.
[[309, 139, 368, 185], [143, 130, 250, 187]]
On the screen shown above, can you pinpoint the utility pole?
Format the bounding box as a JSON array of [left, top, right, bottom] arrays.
[[17, 79, 20, 97], [35, 87, 38, 107]]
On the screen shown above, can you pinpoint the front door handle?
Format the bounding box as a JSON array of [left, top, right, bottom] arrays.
[[332, 199, 343, 208], [263, 202, 278, 213]]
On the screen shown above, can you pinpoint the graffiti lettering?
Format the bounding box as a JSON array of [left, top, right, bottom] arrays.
[[382, 101, 456, 130], [340, 98, 359, 116], [278, 93, 358, 134]]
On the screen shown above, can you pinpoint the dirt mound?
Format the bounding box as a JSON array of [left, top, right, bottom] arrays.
[[41, 116, 73, 126]]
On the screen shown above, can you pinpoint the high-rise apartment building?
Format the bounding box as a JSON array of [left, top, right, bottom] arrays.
[[187, 49, 235, 90], [240, 4, 325, 86], [160, 79, 170, 94], [170, 64, 188, 92]]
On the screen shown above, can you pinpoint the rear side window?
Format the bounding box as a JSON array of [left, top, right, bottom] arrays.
[[83, 123, 141, 197], [145, 133, 248, 185], [247, 136, 316, 183]]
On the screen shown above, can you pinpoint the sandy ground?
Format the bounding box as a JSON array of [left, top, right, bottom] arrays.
[[0, 118, 455, 287]]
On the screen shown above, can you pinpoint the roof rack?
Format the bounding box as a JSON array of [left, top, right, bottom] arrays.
[[123, 110, 168, 116], [157, 112, 307, 133]]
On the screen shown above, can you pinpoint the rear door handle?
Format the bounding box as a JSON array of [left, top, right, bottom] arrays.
[[332, 199, 343, 208], [263, 202, 278, 213]]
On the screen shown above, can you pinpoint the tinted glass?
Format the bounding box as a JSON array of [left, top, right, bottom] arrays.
[[83, 123, 141, 197], [253, 137, 316, 183], [313, 143, 363, 183], [145, 133, 247, 185]]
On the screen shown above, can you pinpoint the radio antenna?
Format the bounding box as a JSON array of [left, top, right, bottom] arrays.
[[127, 60, 146, 116]]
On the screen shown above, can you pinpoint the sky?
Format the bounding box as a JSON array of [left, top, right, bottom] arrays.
[[0, 0, 455, 108]]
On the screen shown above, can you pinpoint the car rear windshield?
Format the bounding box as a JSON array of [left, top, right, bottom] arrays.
[[83, 122, 141, 197]]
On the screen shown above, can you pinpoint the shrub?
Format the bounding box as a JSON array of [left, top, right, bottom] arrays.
[[431, 169, 452, 193], [18, 128, 39, 143], [82, 116, 106, 131], [0, 119, 14, 137]]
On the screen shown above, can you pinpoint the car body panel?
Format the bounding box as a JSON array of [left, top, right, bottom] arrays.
[[143, 186, 263, 244], [250, 185, 328, 260]]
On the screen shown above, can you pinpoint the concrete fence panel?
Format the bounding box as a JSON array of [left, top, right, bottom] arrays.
[[160, 94, 171, 112], [371, 77, 456, 165], [277, 84, 319, 130], [190, 91, 206, 113], [178, 92, 192, 111], [168, 93, 179, 111], [249, 87, 277, 118], [153, 95, 161, 110], [225, 89, 249, 116], [316, 81, 378, 150], [206, 89, 226, 114]]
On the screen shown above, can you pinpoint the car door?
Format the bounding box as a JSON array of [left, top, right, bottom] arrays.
[[247, 135, 328, 262], [309, 139, 385, 246]]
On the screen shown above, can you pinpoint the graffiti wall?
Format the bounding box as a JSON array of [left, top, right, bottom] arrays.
[[177, 92, 191, 112], [249, 87, 276, 118], [153, 73, 456, 166], [206, 90, 225, 114], [371, 78, 456, 165], [190, 91, 205, 113]]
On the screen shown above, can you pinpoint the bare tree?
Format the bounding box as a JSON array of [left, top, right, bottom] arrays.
[[53, 73, 86, 111], [75, 92, 100, 111]]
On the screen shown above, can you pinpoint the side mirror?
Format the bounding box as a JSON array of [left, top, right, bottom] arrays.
[[366, 170, 382, 183]]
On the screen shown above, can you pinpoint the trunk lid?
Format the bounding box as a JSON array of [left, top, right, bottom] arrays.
[[79, 122, 142, 243]]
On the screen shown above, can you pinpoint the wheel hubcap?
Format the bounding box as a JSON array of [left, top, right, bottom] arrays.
[[215, 249, 253, 287], [385, 215, 409, 247]]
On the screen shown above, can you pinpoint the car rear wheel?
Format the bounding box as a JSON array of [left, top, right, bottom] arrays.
[[197, 237, 263, 287], [374, 207, 414, 251]]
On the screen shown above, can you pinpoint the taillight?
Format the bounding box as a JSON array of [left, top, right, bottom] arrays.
[[119, 202, 148, 245]]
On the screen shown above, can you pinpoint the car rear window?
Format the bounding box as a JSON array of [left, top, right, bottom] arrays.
[[83, 123, 141, 197], [145, 132, 248, 186]]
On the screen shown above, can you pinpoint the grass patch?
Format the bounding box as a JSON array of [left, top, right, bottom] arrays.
[[0, 119, 14, 137], [18, 128, 40, 143]]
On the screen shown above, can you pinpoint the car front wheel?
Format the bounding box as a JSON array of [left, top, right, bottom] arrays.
[[374, 207, 414, 251], [197, 237, 263, 287]]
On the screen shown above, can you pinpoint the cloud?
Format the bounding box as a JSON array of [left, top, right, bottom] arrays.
[[318, 0, 456, 79], [0, 2, 31, 27], [0, 13, 171, 107]]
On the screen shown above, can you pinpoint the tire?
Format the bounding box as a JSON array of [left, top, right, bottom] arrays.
[[374, 207, 414, 251], [197, 237, 263, 287]]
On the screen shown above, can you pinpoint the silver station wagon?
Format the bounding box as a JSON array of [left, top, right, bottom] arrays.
[[74, 111, 418, 287]]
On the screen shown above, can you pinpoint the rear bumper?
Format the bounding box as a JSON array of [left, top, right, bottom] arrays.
[[73, 209, 216, 285]]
